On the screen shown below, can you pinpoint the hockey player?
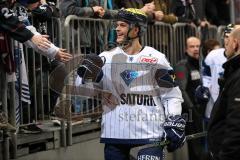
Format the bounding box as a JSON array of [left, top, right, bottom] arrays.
[[77, 8, 185, 160]]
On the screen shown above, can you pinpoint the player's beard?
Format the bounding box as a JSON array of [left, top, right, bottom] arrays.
[[118, 34, 137, 51]]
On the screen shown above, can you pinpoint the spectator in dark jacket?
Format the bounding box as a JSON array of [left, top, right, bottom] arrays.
[[175, 36, 206, 160], [0, 0, 51, 47], [208, 26, 240, 160]]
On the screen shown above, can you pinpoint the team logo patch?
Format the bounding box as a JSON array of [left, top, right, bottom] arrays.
[[120, 70, 139, 86], [139, 56, 158, 64], [129, 57, 134, 62]]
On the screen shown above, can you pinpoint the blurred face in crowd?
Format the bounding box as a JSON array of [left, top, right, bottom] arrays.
[[186, 37, 201, 60], [224, 33, 230, 49], [27, 1, 41, 10], [115, 21, 139, 44], [6, 0, 16, 7], [225, 30, 239, 59]]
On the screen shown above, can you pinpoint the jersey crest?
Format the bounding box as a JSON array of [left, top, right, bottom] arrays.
[[120, 70, 139, 86]]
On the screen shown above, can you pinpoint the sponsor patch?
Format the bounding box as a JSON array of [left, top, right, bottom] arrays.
[[139, 56, 158, 64]]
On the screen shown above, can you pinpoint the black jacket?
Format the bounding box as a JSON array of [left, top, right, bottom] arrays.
[[0, 2, 33, 43], [208, 54, 240, 160], [175, 55, 201, 109]]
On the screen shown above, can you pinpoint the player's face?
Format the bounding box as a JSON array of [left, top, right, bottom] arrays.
[[115, 21, 130, 44], [186, 38, 200, 60]]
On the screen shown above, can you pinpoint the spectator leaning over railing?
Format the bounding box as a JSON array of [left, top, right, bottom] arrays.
[[0, 0, 51, 50], [0, 0, 72, 132], [17, 0, 69, 118], [14, 0, 72, 63], [12, 0, 72, 131], [0, 0, 52, 132], [174, 36, 206, 160], [208, 25, 240, 160]]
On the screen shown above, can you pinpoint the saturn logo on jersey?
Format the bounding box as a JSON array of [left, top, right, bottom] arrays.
[[120, 70, 139, 86], [120, 93, 156, 106]]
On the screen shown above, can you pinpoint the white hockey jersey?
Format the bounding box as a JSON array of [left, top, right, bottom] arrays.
[[202, 48, 226, 118], [99, 46, 183, 144]]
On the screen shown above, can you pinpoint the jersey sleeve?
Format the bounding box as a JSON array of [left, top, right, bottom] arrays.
[[24, 25, 59, 59], [157, 54, 183, 117]]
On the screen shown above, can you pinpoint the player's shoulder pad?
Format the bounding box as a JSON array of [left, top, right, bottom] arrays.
[[100, 47, 121, 61], [155, 69, 177, 88]]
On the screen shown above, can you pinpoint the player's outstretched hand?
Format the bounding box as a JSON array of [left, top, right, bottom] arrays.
[[55, 48, 73, 63], [163, 115, 186, 152]]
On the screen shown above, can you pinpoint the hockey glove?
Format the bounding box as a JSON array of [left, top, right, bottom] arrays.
[[163, 115, 186, 152], [195, 85, 210, 104], [77, 54, 105, 83]]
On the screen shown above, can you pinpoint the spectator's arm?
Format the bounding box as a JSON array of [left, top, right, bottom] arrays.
[[24, 25, 58, 59], [102, 9, 118, 19], [162, 14, 178, 24], [24, 25, 72, 62], [60, 0, 94, 17], [0, 6, 33, 42]]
